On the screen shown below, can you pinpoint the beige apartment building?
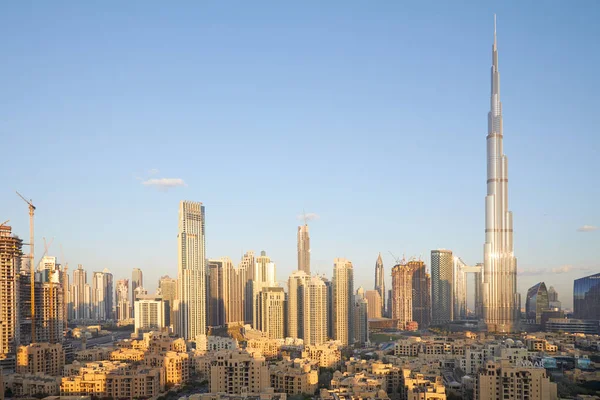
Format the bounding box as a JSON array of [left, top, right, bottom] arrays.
[[209, 350, 270, 395], [60, 360, 164, 398], [255, 287, 285, 339], [17, 343, 65, 376], [269, 358, 318, 396], [5, 373, 61, 397], [476, 359, 557, 400], [144, 351, 190, 385]]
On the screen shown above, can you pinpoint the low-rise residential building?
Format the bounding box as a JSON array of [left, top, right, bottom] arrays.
[[209, 350, 270, 395], [5, 373, 61, 397], [74, 348, 113, 362], [17, 343, 65, 376], [475, 359, 557, 400], [302, 341, 342, 369], [269, 358, 318, 396], [60, 361, 164, 398], [329, 371, 389, 399], [109, 348, 145, 362], [144, 351, 190, 385]]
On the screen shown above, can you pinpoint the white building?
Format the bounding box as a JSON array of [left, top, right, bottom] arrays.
[[135, 294, 165, 334]]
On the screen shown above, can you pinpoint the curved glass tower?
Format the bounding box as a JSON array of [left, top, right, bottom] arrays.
[[482, 17, 519, 332]]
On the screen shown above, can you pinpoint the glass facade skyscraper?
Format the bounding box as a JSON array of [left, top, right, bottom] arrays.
[[574, 273, 600, 320], [526, 282, 549, 324]]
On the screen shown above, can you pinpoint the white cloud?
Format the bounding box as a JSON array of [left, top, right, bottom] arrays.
[[518, 268, 545, 276], [551, 265, 574, 274], [148, 168, 160, 176], [577, 225, 598, 232], [142, 178, 187, 191], [297, 212, 320, 222]]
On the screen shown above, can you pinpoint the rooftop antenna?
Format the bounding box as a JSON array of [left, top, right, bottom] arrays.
[[494, 14, 497, 46]]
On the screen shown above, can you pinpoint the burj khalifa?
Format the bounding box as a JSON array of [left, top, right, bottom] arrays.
[[482, 16, 519, 333]]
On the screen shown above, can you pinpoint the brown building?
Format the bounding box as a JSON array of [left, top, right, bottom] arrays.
[[410, 260, 431, 329], [391, 262, 415, 330], [476, 359, 557, 400], [270, 358, 318, 396], [17, 343, 65, 376]]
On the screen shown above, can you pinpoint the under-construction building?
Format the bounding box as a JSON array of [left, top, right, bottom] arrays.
[[0, 225, 22, 356], [34, 281, 64, 344]]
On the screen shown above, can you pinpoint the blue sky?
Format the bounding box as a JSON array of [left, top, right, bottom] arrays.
[[1, 1, 598, 309]]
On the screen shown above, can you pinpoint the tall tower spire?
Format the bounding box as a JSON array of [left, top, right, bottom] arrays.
[[482, 16, 519, 333]]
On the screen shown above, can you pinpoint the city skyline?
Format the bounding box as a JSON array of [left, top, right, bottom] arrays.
[[1, 4, 598, 309]]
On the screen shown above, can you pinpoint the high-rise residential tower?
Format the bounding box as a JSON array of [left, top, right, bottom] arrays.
[[255, 287, 285, 339], [410, 260, 431, 329], [116, 279, 131, 322], [297, 223, 310, 274], [287, 270, 310, 339], [207, 259, 225, 327], [176, 200, 207, 340], [365, 290, 382, 319], [92, 269, 113, 321], [72, 264, 88, 320], [158, 275, 177, 329], [482, 17, 519, 332], [333, 258, 354, 345], [302, 276, 328, 345], [0, 225, 22, 355], [131, 268, 143, 317], [374, 253, 385, 316], [391, 262, 414, 330], [431, 250, 453, 325]]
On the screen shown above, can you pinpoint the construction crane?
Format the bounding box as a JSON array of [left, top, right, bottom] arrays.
[[16, 191, 36, 343]]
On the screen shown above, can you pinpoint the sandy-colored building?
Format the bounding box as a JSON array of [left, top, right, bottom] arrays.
[[475, 359, 557, 400], [109, 348, 145, 362], [209, 350, 270, 395], [60, 361, 164, 398], [144, 351, 190, 385], [17, 343, 65, 376], [302, 342, 342, 369], [269, 358, 318, 396], [5, 373, 61, 397], [74, 348, 113, 362]]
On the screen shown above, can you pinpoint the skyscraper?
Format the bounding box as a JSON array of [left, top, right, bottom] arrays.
[[72, 264, 88, 320], [222, 256, 246, 325], [431, 250, 453, 325], [135, 292, 165, 334], [287, 270, 310, 339], [239, 251, 256, 324], [116, 279, 130, 322], [92, 269, 113, 321], [207, 259, 225, 327], [365, 290, 382, 319], [302, 276, 328, 345], [176, 200, 206, 340], [158, 275, 177, 329], [573, 273, 600, 321], [354, 291, 368, 346], [34, 281, 64, 344], [525, 282, 549, 324], [255, 286, 285, 339], [251, 251, 277, 330], [297, 223, 310, 274], [333, 258, 354, 345], [131, 268, 143, 317], [391, 262, 414, 330], [0, 225, 22, 354], [482, 17, 519, 332], [410, 260, 431, 329], [374, 253, 385, 316], [547, 286, 561, 310]]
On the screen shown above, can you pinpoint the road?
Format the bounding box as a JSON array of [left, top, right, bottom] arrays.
[[68, 331, 133, 350]]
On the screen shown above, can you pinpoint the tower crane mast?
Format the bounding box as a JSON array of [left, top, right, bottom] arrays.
[[16, 191, 36, 343]]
